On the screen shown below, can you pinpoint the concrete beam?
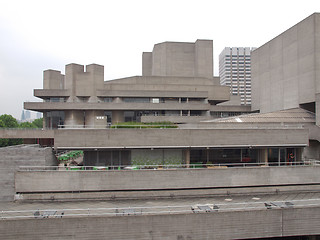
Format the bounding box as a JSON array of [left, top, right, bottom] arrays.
[[53, 128, 309, 149], [15, 166, 320, 193], [0, 129, 54, 139], [24, 102, 211, 111]]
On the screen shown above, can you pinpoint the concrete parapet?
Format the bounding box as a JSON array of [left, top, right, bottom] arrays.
[[53, 128, 309, 149], [0, 145, 55, 201], [1, 205, 320, 239], [15, 166, 320, 194]]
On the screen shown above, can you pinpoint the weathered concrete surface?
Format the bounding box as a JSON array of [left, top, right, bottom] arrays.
[[141, 115, 212, 123], [0, 145, 56, 201], [0, 129, 54, 139], [53, 128, 309, 149], [18, 185, 320, 201], [252, 13, 320, 116], [1, 207, 320, 239], [16, 166, 320, 194]]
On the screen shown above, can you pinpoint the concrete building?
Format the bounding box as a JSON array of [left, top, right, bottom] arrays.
[[1, 13, 320, 240], [219, 47, 256, 105], [25, 40, 253, 128], [20, 39, 313, 167], [251, 13, 320, 126], [251, 12, 320, 160]]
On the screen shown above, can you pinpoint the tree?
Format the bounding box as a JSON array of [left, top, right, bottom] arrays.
[[19, 122, 34, 128], [0, 114, 19, 128], [32, 118, 43, 128], [0, 114, 22, 147]]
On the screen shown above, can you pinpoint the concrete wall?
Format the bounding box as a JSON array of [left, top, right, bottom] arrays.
[[194, 40, 213, 78], [252, 13, 319, 114], [64, 110, 84, 127], [25, 102, 211, 111], [15, 166, 320, 193], [53, 128, 309, 149], [0, 129, 54, 139], [303, 140, 320, 160], [34, 89, 70, 98], [142, 52, 152, 76], [141, 115, 212, 123], [2, 205, 320, 239], [43, 70, 64, 90], [0, 145, 56, 201], [106, 75, 221, 85], [64, 63, 104, 99], [144, 40, 213, 78]]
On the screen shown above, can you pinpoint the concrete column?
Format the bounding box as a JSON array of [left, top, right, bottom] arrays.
[[64, 111, 84, 128], [295, 148, 302, 162], [112, 111, 124, 124], [185, 149, 190, 168], [316, 93, 320, 126], [85, 110, 106, 128], [259, 148, 268, 165], [114, 97, 122, 103], [195, 40, 213, 78], [43, 112, 48, 129], [142, 52, 152, 76], [43, 69, 64, 90], [65, 64, 84, 99]]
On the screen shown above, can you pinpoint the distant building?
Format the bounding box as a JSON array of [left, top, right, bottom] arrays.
[[25, 110, 31, 120], [25, 40, 251, 128], [20, 110, 26, 122], [36, 112, 42, 119], [219, 47, 256, 105]]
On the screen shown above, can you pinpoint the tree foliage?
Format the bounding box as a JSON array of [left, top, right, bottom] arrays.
[[0, 114, 19, 128], [0, 114, 43, 147], [31, 118, 43, 128]]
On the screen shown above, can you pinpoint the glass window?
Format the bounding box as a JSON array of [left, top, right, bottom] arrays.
[[123, 98, 150, 103]]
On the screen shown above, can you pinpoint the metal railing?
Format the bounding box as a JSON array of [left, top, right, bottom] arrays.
[[57, 124, 177, 129], [2, 198, 320, 220], [18, 160, 320, 172]]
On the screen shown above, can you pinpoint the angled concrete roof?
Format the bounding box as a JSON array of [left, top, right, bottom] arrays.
[[203, 108, 315, 123]]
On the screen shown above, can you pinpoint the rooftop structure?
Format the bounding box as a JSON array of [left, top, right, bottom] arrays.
[[25, 40, 241, 127]]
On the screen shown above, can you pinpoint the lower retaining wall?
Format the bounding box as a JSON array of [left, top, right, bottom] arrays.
[[1, 207, 320, 239], [0, 145, 56, 201], [16, 166, 320, 194]]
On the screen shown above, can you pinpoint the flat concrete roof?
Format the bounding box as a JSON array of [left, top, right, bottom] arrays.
[[204, 108, 315, 123]]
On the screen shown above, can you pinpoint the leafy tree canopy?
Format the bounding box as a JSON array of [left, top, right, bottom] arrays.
[[32, 118, 43, 128], [0, 114, 19, 128], [19, 122, 34, 128]]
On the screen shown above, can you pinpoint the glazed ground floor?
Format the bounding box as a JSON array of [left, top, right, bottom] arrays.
[[83, 147, 302, 167]]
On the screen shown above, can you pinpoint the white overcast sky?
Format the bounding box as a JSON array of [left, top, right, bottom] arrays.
[[0, 0, 319, 119]]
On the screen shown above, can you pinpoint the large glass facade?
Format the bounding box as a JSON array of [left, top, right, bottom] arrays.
[[190, 147, 300, 166]]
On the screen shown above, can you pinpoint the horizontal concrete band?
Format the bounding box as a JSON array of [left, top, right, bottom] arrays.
[[15, 166, 320, 193], [18, 185, 320, 201], [1, 207, 320, 239], [0, 129, 54, 139], [53, 128, 309, 149], [24, 102, 211, 111]]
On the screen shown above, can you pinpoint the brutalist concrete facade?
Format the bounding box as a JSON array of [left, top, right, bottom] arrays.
[[251, 13, 320, 126], [25, 39, 254, 128]]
